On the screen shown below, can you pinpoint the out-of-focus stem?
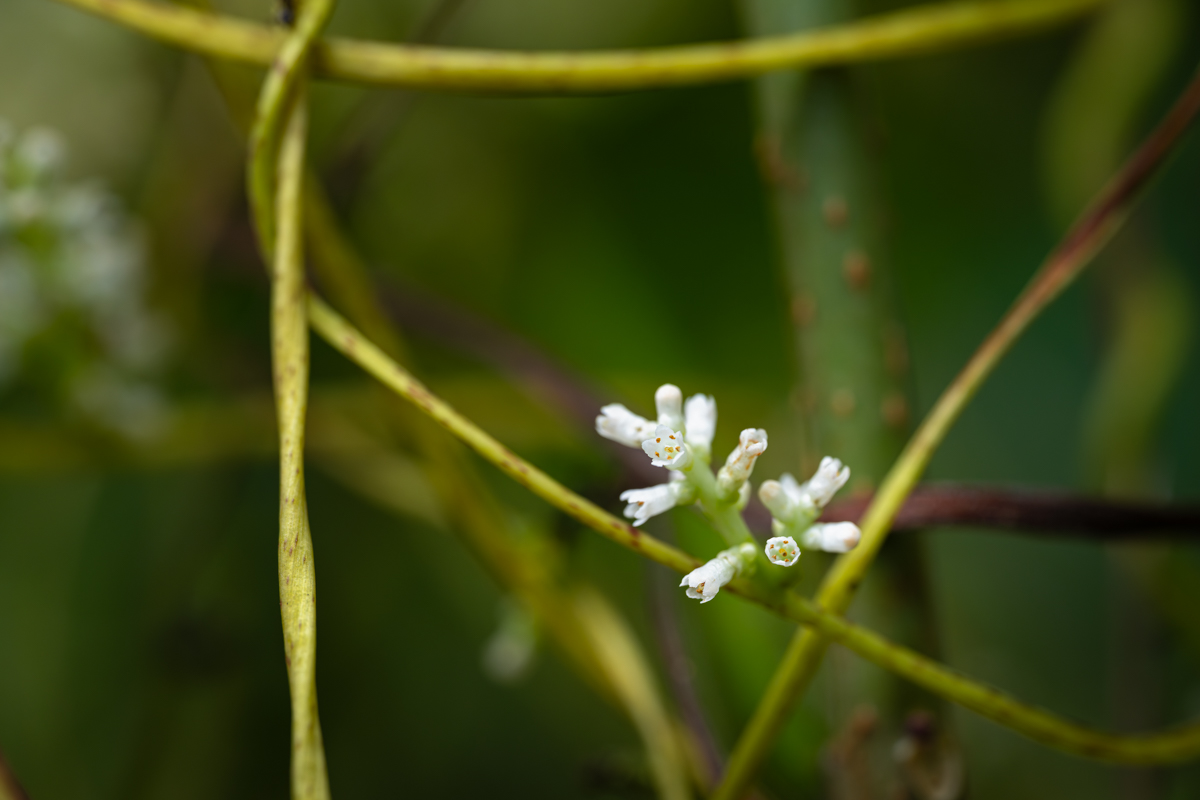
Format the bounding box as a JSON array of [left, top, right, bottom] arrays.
[[712, 61, 1200, 800], [52, 0, 1100, 93], [0, 748, 29, 800]]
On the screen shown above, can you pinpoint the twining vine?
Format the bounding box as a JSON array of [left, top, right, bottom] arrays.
[[40, 0, 1200, 797]]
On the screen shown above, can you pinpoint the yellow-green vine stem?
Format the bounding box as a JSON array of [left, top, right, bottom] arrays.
[[307, 295, 700, 576], [246, 0, 336, 254], [308, 289, 1200, 765], [272, 94, 330, 800], [711, 62, 1200, 800], [54, 0, 1099, 93]]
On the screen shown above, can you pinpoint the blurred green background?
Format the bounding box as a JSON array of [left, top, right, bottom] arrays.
[[2, 0, 1200, 797]]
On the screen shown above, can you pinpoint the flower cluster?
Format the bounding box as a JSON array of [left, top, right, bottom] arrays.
[[0, 121, 170, 439], [596, 384, 861, 604], [759, 458, 860, 564]]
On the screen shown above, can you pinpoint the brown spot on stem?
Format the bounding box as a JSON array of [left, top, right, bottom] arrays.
[[823, 195, 848, 228], [881, 392, 909, 429], [791, 293, 816, 327], [842, 249, 871, 291], [831, 388, 856, 418]]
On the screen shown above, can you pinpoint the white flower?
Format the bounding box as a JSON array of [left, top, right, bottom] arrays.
[[765, 536, 800, 566], [804, 457, 851, 509], [596, 403, 657, 448], [683, 393, 716, 457], [800, 522, 861, 553], [641, 424, 691, 470], [758, 479, 797, 522], [679, 543, 754, 604], [655, 383, 684, 431], [717, 427, 768, 495], [619, 480, 696, 527], [762, 457, 851, 527]]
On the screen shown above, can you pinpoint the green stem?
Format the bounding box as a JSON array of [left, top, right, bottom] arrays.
[[684, 462, 756, 548], [712, 58, 1200, 800], [309, 290, 1200, 765], [246, 0, 336, 256], [52, 0, 1099, 93], [308, 295, 700, 576], [272, 93, 330, 800]]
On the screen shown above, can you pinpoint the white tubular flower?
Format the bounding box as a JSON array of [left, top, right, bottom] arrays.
[[717, 428, 768, 495], [800, 522, 862, 553], [641, 424, 691, 470], [765, 536, 800, 567], [619, 480, 696, 527], [680, 543, 755, 604], [683, 393, 717, 458], [759, 479, 798, 522], [804, 456, 851, 509], [596, 403, 657, 448], [655, 383, 684, 431]]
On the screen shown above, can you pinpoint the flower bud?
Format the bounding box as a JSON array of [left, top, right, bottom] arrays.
[[717, 428, 768, 496], [655, 383, 684, 431], [758, 479, 795, 521], [683, 393, 716, 459], [800, 522, 861, 553]]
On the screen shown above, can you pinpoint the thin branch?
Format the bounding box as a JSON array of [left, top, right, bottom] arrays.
[[308, 287, 1200, 766], [52, 0, 1099, 93], [711, 62, 1200, 800]]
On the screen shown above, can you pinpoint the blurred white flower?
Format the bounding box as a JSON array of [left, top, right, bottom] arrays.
[[0, 119, 171, 437], [482, 600, 538, 684], [683, 393, 716, 458], [655, 383, 684, 431]]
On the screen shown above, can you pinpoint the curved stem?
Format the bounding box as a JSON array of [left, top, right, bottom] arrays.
[[712, 60, 1200, 800], [250, 1, 337, 796], [308, 291, 1200, 766], [246, 0, 336, 255], [52, 0, 1098, 93]]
